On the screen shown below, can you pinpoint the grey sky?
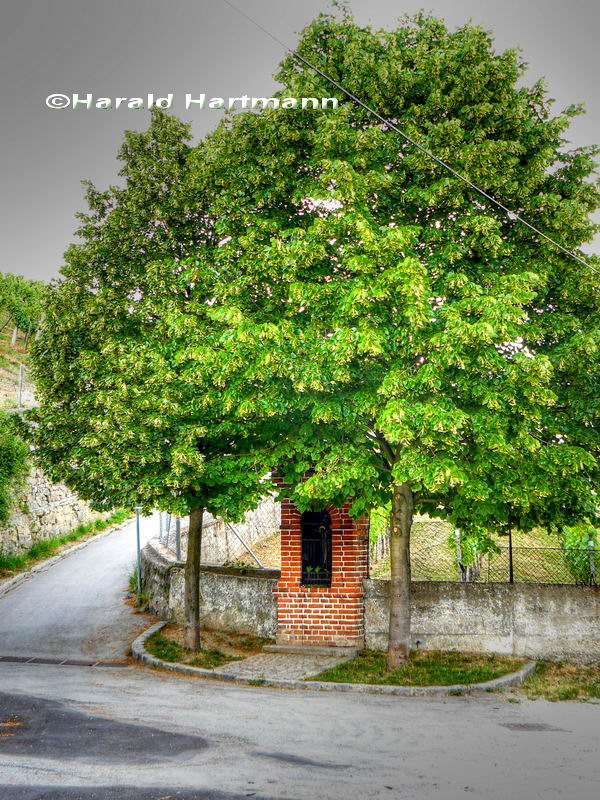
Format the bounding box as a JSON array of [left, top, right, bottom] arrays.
[[1, 0, 598, 281]]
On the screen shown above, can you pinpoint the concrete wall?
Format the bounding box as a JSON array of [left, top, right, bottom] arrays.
[[365, 579, 600, 665], [141, 539, 600, 663], [0, 467, 105, 556], [141, 538, 279, 638]]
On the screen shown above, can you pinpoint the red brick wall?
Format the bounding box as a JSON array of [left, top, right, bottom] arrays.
[[274, 492, 370, 648]]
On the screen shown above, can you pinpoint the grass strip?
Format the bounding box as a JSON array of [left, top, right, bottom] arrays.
[[308, 649, 526, 686], [145, 632, 243, 670], [0, 510, 131, 577], [522, 661, 600, 701]]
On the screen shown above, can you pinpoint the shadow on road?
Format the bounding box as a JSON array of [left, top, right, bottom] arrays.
[[0, 691, 207, 763], [0, 788, 285, 800]]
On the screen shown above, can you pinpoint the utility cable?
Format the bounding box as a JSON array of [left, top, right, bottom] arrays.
[[220, 0, 600, 277]]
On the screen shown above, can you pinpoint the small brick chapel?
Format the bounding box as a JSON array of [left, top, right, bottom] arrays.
[[273, 478, 370, 649]]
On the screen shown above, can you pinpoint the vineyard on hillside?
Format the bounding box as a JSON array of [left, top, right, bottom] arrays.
[[0, 272, 43, 409]]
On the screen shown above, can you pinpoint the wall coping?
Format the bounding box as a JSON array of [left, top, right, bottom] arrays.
[[364, 577, 600, 593]]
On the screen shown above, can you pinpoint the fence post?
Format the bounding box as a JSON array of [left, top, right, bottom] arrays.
[[455, 528, 464, 582], [159, 511, 163, 544], [165, 512, 171, 548], [508, 528, 514, 584], [135, 507, 142, 594], [17, 364, 24, 408], [589, 537, 596, 586], [175, 516, 181, 561], [225, 521, 264, 568]]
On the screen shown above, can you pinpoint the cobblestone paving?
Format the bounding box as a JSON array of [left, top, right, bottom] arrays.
[[220, 652, 350, 681]]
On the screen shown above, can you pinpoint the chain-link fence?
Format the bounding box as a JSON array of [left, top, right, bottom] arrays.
[[370, 531, 390, 564], [372, 517, 599, 585], [0, 357, 33, 410], [156, 501, 598, 585], [0, 316, 36, 410], [157, 495, 281, 567]]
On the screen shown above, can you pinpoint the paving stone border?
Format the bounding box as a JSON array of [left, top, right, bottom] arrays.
[[0, 655, 131, 668], [132, 621, 538, 696]]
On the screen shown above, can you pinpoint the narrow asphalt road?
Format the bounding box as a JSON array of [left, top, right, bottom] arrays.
[[0, 515, 599, 799], [1, 662, 599, 800], [0, 514, 156, 660]]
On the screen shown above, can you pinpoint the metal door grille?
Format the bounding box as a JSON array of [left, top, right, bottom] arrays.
[[301, 510, 332, 586]]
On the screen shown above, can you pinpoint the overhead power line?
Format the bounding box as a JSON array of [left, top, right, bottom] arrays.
[[220, 0, 600, 278]]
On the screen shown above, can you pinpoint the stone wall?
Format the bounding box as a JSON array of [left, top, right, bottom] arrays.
[[365, 579, 600, 664], [0, 467, 105, 556], [141, 538, 279, 638], [141, 539, 600, 663]]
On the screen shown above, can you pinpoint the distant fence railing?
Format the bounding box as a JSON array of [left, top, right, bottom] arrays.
[[370, 516, 599, 585], [405, 541, 598, 585], [156, 496, 280, 566], [155, 505, 597, 585], [0, 361, 31, 410]]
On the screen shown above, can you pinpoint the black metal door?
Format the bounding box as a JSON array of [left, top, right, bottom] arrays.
[[301, 510, 332, 586]]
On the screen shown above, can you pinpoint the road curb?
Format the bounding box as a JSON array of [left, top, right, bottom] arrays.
[[131, 621, 538, 696], [0, 519, 132, 600]]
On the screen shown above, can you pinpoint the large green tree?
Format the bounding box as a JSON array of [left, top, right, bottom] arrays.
[[187, 11, 599, 666], [30, 111, 270, 649]]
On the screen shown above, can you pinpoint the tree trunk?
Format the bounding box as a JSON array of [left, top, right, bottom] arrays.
[[387, 482, 414, 669], [183, 506, 204, 651]]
